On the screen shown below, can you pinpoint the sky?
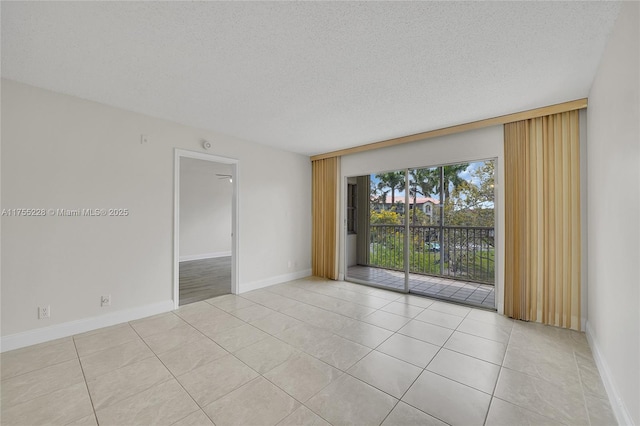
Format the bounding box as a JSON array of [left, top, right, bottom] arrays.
[[368, 160, 489, 199]]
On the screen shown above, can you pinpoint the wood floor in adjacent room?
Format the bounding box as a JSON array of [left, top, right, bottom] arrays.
[[179, 257, 231, 306]]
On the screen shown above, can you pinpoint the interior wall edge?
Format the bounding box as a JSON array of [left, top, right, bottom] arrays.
[[239, 269, 312, 294], [585, 322, 635, 426], [179, 252, 232, 262], [0, 300, 174, 353]]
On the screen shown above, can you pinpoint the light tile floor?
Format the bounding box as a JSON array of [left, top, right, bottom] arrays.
[[1, 277, 615, 426], [348, 265, 496, 309]]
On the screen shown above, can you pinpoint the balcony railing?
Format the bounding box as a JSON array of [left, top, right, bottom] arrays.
[[368, 224, 495, 284]]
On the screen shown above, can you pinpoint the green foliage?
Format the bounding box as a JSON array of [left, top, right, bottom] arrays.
[[444, 161, 495, 227], [442, 163, 470, 200], [369, 243, 495, 283], [409, 168, 438, 198], [375, 171, 405, 204], [408, 207, 433, 225], [370, 209, 402, 224], [370, 179, 388, 204], [364, 160, 496, 284]]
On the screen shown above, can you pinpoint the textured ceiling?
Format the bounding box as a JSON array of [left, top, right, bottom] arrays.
[[1, 2, 621, 156]]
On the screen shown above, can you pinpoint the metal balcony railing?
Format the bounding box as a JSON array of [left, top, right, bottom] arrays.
[[368, 224, 495, 284]]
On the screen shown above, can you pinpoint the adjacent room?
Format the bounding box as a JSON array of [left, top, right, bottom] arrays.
[[1, 2, 638, 426], [178, 157, 234, 305]]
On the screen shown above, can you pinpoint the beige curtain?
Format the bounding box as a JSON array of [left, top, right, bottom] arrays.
[[312, 157, 340, 279], [504, 110, 581, 330]]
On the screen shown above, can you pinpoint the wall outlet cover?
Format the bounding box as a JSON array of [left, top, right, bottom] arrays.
[[101, 295, 111, 307], [38, 305, 50, 319]]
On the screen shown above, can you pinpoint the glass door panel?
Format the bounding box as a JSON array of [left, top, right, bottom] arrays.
[[407, 166, 441, 291], [408, 160, 496, 309], [345, 160, 496, 309], [345, 171, 407, 291]]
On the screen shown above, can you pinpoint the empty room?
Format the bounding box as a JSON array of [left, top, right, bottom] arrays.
[[1, 2, 638, 426]]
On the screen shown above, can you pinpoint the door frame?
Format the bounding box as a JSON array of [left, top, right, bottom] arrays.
[[173, 149, 239, 309], [342, 171, 410, 294], [343, 157, 499, 310]]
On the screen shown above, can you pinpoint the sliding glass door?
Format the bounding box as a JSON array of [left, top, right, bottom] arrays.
[[346, 170, 408, 291], [345, 160, 496, 309]]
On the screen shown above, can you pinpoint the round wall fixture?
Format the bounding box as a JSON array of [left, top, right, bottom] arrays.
[[202, 140, 212, 150]]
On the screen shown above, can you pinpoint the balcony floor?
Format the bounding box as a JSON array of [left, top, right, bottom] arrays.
[[347, 265, 495, 310]]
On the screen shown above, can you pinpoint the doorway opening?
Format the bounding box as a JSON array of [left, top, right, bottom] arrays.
[[345, 159, 496, 309], [173, 149, 238, 309]]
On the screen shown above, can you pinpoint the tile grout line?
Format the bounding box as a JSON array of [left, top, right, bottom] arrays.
[[277, 280, 400, 311], [256, 286, 389, 324], [219, 282, 507, 412], [194, 292, 356, 425], [402, 305, 506, 424], [405, 307, 528, 423], [2, 279, 607, 426], [149, 307, 286, 414], [127, 322, 217, 426], [487, 323, 570, 425], [231, 293, 349, 420], [258, 282, 511, 400], [377, 307, 475, 426], [77, 334, 181, 420], [480, 314, 514, 426], [0, 340, 77, 382], [574, 349, 594, 426], [260, 369, 340, 425], [378, 299, 477, 420], [71, 336, 100, 426], [90, 284, 532, 423], [224, 287, 408, 424], [179, 294, 348, 424]]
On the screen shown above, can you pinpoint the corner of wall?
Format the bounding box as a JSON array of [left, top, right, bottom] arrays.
[[585, 322, 635, 426], [579, 108, 588, 331], [239, 269, 312, 293], [585, 1, 640, 424]]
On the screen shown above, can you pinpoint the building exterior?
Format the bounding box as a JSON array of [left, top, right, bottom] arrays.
[[372, 195, 440, 218]]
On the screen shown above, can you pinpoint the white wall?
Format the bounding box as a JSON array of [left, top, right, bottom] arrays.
[[0, 79, 312, 348], [586, 2, 639, 425], [179, 158, 232, 260], [340, 125, 506, 312]]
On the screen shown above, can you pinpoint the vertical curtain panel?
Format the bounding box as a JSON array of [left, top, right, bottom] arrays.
[[504, 110, 581, 330], [312, 157, 340, 279]]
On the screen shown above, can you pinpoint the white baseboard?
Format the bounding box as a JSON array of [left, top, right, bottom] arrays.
[[585, 321, 635, 426], [1, 300, 174, 353], [240, 269, 312, 293], [179, 251, 231, 262]]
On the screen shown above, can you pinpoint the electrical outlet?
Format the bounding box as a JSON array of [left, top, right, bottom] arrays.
[[38, 305, 50, 319], [101, 295, 111, 307]]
